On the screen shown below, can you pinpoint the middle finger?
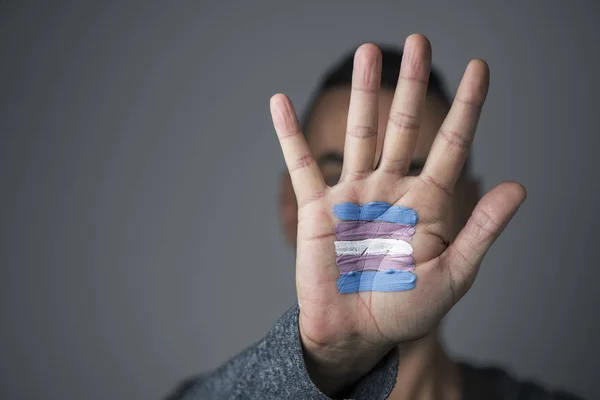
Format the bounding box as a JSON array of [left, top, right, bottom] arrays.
[[376, 34, 431, 177]]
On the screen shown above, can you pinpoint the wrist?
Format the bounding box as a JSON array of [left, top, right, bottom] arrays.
[[299, 319, 394, 395]]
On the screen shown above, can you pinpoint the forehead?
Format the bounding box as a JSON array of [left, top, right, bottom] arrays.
[[304, 87, 448, 160]]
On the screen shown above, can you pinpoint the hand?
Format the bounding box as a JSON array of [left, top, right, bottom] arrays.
[[269, 34, 526, 395]]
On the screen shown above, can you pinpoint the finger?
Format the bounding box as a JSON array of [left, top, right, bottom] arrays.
[[271, 94, 327, 206], [377, 34, 431, 176], [444, 182, 527, 299], [421, 59, 489, 194], [340, 44, 382, 181]]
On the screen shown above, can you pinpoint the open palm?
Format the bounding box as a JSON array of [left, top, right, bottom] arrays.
[[270, 35, 526, 393]]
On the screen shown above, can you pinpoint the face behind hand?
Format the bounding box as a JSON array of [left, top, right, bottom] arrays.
[[279, 87, 480, 246]]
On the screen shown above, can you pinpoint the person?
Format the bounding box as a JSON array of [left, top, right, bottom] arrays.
[[168, 34, 582, 400]]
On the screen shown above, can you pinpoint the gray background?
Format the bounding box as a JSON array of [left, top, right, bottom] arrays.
[[1, 1, 599, 399]]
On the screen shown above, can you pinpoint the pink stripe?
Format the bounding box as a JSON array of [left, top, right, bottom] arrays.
[[335, 221, 415, 241], [336, 254, 416, 274]]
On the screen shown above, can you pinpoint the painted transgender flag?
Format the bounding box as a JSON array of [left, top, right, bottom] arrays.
[[333, 202, 418, 294]]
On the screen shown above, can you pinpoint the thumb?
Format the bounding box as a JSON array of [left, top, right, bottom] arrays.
[[444, 181, 527, 301]]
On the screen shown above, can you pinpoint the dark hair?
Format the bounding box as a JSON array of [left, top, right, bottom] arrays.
[[301, 46, 452, 131], [300, 46, 473, 176]]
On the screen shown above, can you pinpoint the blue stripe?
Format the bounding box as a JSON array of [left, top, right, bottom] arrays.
[[337, 270, 417, 294], [333, 202, 417, 226]]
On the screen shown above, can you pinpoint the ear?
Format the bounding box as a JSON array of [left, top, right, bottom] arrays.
[[451, 176, 482, 239], [279, 171, 298, 246], [466, 177, 481, 213]]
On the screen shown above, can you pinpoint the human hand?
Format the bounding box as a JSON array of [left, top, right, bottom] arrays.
[[270, 34, 526, 395]]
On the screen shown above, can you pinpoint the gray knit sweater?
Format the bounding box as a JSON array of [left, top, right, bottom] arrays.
[[168, 305, 582, 400]]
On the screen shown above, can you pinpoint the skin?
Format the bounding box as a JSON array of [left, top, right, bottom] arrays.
[[272, 34, 527, 399]]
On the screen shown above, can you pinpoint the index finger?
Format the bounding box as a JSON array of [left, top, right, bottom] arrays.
[[420, 59, 489, 194]]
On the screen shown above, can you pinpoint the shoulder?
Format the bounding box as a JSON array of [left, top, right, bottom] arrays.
[[163, 375, 205, 400], [457, 361, 584, 400]]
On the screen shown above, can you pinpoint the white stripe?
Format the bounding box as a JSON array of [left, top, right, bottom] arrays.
[[334, 238, 413, 256]]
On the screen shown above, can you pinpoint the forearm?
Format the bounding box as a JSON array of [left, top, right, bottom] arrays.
[[172, 304, 399, 400], [301, 324, 398, 396]]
